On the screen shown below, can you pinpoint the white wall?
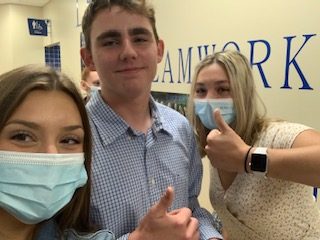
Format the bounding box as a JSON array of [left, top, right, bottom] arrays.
[[199, 157, 213, 212], [10, 5, 44, 68], [43, 0, 82, 82], [0, 5, 13, 73], [0, 4, 44, 74]]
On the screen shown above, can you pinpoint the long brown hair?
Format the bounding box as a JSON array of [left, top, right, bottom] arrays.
[[0, 64, 94, 233]]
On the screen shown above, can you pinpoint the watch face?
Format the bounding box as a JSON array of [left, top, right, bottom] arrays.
[[251, 153, 267, 172]]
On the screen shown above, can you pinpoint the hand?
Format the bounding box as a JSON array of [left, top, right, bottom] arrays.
[[222, 227, 229, 240], [129, 186, 199, 240], [205, 108, 249, 173]]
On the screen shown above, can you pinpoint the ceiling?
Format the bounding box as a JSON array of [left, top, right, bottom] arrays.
[[0, 0, 50, 7]]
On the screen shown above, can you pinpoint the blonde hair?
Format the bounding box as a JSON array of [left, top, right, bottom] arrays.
[[187, 50, 268, 157]]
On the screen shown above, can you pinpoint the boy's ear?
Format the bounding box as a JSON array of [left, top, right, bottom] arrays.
[[156, 39, 165, 63], [80, 48, 96, 70]]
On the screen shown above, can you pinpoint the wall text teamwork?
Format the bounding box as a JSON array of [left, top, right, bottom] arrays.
[[154, 34, 318, 90]]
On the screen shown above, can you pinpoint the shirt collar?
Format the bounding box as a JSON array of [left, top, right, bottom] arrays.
[[86, 92, 173, 146]]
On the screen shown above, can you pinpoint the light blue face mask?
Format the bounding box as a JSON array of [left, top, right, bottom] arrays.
[[89, 86, 101, 94], [0, 151, 87, 224], [194, 98, 236, 129]]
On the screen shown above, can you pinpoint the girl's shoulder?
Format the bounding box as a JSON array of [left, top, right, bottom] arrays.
[[257, 120, 311, 148]]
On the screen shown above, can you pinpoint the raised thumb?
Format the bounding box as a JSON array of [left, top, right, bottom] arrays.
[[152, 186, 175, 218], [213, 108, 229, 132]]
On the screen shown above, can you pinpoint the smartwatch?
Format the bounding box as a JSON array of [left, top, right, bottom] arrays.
[[250, 147, 268, 176]]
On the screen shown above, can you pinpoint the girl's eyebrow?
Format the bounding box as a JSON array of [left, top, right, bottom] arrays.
[[214, 79, 229, 85], [5, 120, 83, 131], [196, 79, 229, 85], [5, 120, 40, 130]]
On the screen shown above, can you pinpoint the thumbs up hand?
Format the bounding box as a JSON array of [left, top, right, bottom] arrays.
[[204, 108, 250, 173], [129, 186, 200, 240]]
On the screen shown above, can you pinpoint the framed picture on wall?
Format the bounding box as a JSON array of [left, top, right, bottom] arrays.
[[151, 91, 188, 116]]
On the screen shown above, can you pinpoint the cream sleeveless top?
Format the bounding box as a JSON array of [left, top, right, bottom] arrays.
[[210, 122, 320, 239]]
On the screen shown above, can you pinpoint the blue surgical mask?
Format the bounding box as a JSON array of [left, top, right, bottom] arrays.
[[0, 151, 87, 224], [194, 98, 235, 129], [89, 86, 101, 93]]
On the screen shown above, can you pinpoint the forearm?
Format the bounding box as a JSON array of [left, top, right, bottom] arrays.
[[266, 146, 320, 187], [245, 128, 320, 187]]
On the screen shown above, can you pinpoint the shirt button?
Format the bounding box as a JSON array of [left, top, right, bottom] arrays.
[[150, 177, 156, 186]]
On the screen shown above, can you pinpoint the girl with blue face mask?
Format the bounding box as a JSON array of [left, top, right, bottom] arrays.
[[187, 51, 320, 239], [187, 52, 237, 159], [192, 61, 235, 130], [187, 51, 235, 237], [0, 65, 114, 240]]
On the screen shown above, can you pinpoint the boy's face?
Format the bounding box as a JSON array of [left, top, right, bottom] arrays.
[[81, 71, 100, 93], [82, 6, 164, 101]]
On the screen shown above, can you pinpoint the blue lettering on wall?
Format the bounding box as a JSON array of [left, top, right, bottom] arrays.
[[248, 39, 272, 88], [282, 34, 316, 90], [222, 41, 240, 51], [197, 44, 216, 60], [154, 33, 318, 91], [161, 51, 174, 83], [177, 47, 192, 84]]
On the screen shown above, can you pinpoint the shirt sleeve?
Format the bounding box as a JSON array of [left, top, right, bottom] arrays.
[[188, 129, 223, 240]]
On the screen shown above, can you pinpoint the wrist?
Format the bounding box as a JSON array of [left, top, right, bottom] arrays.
[[244, 146, 253, 173]]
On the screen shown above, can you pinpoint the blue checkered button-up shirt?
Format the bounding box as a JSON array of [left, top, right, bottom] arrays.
[[86, 92, 222, 240]]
